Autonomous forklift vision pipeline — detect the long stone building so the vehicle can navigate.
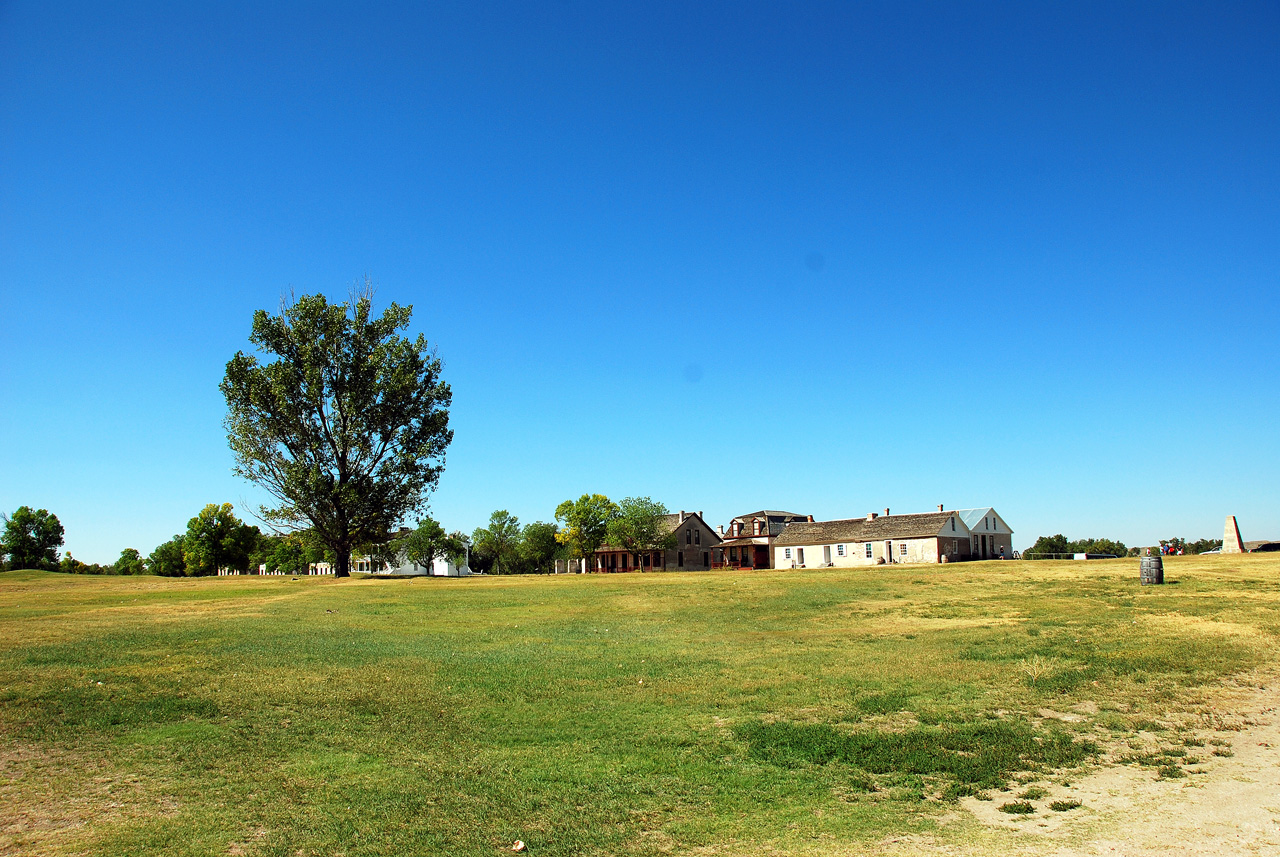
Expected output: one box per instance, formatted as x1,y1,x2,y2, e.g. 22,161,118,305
771,506,1012,567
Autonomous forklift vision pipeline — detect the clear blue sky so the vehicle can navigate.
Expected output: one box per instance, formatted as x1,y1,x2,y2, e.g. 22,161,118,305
2,1,1277,563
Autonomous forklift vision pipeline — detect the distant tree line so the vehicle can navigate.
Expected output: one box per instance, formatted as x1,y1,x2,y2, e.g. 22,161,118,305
1024,534,1130,559
1025,534,1225,559
1158,537,1223,555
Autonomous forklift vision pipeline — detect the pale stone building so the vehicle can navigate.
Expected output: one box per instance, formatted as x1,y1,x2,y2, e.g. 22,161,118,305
770,506,1013,567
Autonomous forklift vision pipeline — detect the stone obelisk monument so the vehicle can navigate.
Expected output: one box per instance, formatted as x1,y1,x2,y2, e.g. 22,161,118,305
1223,515,1246,554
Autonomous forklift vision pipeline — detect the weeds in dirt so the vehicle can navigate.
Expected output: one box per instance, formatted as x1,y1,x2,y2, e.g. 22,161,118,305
999,801,1036,814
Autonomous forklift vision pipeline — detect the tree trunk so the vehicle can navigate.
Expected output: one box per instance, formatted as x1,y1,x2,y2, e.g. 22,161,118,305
334,548,351,578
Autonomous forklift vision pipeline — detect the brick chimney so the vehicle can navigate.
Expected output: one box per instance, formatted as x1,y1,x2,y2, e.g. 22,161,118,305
867,512,877,521
884,508,890,517
679,510,686,522
937,504,944,512
717,524,725,536
807,515,814,522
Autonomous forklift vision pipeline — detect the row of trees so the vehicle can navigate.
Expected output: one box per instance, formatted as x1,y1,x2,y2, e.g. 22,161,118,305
463,495,677,575
1,502,324,577
2,492,677,578
1027,533,1226,559
1025,534,1131,558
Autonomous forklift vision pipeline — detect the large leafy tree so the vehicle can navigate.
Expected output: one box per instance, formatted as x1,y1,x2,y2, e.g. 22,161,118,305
183,503,260,576
606,497,676,571
1,506,65,570
519,521,562,574
114,548,146,575
472,510,522,575
554,494,618,573
398,516,467,571
148,536,187,577
221,288,453,577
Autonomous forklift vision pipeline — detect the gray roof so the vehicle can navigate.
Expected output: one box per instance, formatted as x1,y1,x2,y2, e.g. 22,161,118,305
956,508,994,530
732,510,807,522
774,512,957,547
727,511,809,538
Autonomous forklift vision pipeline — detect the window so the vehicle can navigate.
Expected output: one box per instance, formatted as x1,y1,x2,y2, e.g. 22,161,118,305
784,548,792,559
899,543,908,557
837,543,846,557
702,551,709,567
865,543,873,558
677,551,684,568
730,547,738,561
685,529,692,545
694,529,701,545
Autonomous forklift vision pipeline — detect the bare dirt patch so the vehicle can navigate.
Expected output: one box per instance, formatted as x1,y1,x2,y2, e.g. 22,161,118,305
874,669,1280,856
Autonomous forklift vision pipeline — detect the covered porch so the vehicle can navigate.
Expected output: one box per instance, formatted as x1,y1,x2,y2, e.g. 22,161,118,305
592,549,666,572
712,538,770,569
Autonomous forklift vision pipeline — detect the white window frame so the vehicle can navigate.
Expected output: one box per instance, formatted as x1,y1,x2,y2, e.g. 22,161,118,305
784,548,791,559
865,543,872,558
899,542,908,557
836,543,846,557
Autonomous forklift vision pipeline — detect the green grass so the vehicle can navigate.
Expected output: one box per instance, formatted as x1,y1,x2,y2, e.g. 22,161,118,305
1,553,1278,856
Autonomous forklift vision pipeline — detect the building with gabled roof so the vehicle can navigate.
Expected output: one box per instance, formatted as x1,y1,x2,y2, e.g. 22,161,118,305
954,508,1013,559
715,510,811,569
771,505,1011,567
577,510,722,573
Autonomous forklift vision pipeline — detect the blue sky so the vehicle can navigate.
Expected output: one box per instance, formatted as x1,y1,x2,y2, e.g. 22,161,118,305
2,1,1277,562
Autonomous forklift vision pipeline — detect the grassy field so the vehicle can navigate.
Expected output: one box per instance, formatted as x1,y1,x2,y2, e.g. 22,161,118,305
2,555,1279,856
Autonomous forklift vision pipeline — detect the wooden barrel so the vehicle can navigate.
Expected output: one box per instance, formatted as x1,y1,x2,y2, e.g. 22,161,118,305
1140,555,1164,585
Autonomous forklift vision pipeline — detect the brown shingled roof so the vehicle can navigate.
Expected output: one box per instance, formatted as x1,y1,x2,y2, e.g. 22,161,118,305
774,512,957,546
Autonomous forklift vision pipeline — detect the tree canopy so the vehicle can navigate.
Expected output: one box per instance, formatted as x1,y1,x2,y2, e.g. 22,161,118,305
554,494,618,572
1025,534,1128,558
220,287,453,577
1,506,65,570
397,517,467,570
148,536,188,577
114,548,146,575
519,521,562,574
606,497,676,569
472,510,522,575
183,503,260,576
